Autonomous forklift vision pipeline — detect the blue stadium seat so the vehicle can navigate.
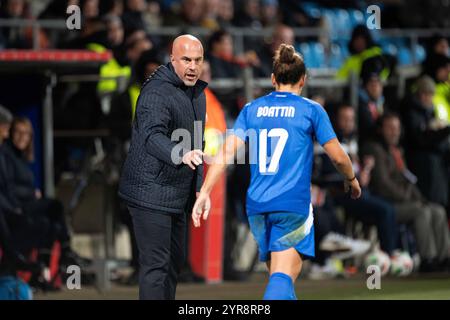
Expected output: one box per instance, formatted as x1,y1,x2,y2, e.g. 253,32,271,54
329,43,344,69
301,2,322,19
338,42,350,59
310,42,326,68
413,44,426,63
348,9,365,27
297,43,314,69
382,43,398,57
323,10,339,41
335,9,351,38
398,46,413,65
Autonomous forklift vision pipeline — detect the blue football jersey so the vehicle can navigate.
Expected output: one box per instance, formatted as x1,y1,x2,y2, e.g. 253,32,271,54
232,91,336,216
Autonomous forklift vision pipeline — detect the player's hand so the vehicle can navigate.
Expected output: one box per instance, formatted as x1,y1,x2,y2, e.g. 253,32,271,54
344,177,362,199
192,191,211,228
182,149,203,170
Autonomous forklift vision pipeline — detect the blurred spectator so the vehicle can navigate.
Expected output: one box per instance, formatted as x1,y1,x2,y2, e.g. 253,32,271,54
402,76,450,209
0,106,44,280
122,0,148,34
422,54,450,124
0,0,30,48
321,104,399,257
261,0,279,27
85,16,131,95
125,28,153,66
39,0,80,19
164,0,205,27
142,0,162,28
99,0,124,17
254,24,294,77
337,25,389,81
424,34,450,58
278,0,316,28
217,0,234,29
233,0,262,28
4,117,90,270
363,113,450,272
357,72,386,147
206,29,242,78
201,0,220,30
80,0,100,19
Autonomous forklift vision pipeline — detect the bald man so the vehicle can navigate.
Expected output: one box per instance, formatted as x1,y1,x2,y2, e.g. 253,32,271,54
119,35,207,300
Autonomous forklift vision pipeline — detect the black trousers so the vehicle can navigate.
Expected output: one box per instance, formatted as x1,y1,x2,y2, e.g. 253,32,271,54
128,205,186,300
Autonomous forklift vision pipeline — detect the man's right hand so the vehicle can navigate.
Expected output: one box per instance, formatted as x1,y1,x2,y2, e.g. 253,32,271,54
182,149,203,170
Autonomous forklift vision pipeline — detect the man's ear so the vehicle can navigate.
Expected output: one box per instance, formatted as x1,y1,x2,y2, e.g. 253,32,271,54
271,73,276,87
170,54,174,63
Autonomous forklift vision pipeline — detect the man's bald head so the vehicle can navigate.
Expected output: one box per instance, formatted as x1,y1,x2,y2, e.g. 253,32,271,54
171,34,204,86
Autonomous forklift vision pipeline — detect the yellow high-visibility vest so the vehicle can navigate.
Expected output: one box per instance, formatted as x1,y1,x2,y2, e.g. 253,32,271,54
433,82,450,124
337,46,389,81
129,83,140,121
86,43,131,94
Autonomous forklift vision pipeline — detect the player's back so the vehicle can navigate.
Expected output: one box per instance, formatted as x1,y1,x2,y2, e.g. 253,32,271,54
232,91,336,217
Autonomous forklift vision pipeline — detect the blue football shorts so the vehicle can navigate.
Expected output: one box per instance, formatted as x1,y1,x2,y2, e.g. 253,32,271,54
248,204,315,262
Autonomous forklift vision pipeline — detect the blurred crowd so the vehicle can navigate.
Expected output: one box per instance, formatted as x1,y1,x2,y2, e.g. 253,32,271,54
0,0,449,292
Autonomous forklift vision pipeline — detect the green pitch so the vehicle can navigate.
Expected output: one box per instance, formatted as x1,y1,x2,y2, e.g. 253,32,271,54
34,273,450,300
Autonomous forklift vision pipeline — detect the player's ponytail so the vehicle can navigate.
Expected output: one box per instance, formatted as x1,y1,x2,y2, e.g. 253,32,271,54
273,44,306,85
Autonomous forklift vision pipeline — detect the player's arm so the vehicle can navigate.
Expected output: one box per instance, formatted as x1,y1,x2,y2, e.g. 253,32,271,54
322,138,361,199
192,134,245,227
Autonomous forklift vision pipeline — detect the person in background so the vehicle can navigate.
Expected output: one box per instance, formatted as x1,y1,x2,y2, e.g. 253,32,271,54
364,113,450,272
261,0,280,27
216,0,234,29
358,72,386,147
121,0,148,34
4,117,90,271
164,0,205,28
422,54,450,124
0,0,32,48
337,25,389,81
324,104,400,258
255,24,295,78
0,106,44,276
402,76,450,212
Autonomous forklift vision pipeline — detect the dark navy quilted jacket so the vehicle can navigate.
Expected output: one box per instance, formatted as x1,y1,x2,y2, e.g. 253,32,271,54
118,62,207,214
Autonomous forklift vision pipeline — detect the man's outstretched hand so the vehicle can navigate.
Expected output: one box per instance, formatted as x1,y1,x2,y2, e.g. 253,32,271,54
182,149,203,170
192,191,211,227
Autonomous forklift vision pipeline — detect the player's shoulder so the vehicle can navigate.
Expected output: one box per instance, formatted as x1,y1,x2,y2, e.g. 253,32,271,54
298,96,329,117
299,96,324,109
244,93,270,110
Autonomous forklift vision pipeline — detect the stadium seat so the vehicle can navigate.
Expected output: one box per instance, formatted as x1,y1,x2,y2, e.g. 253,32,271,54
323,10,339,41
329,43,344,69
348,9,365,27
335,9,352,39
310,42,326,68
413,44,426,63
297,43,314,68
398,46,413,65
382,43,398,57
301,2,322,19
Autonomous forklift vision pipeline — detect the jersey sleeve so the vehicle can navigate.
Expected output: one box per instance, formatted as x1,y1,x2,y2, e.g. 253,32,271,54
311,103,337,145
232,104,249,142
